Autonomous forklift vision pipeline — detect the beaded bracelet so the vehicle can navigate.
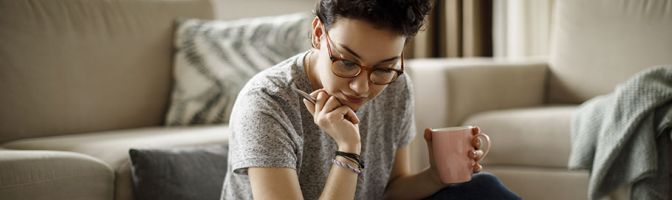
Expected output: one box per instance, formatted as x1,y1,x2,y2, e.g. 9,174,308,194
332,159,362,175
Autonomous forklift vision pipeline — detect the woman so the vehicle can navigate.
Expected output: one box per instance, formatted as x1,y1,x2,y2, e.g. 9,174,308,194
221,0,521,199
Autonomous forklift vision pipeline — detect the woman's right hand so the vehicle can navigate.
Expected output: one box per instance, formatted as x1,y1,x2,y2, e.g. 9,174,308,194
302,89,362,153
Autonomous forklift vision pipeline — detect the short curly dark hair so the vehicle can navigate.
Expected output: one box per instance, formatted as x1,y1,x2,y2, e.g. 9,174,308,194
315,0,433,38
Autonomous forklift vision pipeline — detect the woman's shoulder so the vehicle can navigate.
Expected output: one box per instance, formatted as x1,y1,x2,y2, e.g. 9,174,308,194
234,53,307,113
241,53,304,95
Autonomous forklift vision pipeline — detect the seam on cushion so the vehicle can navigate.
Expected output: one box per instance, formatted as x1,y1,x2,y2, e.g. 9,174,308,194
0,173,111,190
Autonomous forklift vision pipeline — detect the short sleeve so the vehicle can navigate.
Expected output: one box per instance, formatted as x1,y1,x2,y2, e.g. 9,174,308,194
228,88,300,175
397,74,417,147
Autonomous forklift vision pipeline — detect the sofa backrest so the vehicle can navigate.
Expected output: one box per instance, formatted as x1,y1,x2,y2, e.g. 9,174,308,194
0,0,213,143
547,0,672,104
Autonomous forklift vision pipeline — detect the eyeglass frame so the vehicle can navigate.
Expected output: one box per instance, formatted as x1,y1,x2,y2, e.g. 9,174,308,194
322,26,405,85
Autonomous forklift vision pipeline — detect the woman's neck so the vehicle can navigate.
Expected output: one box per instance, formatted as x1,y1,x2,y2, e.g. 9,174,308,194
304,49,322,91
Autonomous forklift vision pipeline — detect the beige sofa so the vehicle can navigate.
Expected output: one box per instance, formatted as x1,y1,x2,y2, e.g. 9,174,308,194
0,0,228,199
2,0,670,200
0,0,311,199
406,0,672,199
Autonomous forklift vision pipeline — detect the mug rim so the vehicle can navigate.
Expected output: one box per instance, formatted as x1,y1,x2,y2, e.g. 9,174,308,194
431,126,474,133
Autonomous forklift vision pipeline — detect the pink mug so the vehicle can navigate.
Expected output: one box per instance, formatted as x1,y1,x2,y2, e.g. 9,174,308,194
427,126,491,184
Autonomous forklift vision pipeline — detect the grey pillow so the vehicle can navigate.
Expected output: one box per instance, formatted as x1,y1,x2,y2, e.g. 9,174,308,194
165,13,312,126
129,145,228,200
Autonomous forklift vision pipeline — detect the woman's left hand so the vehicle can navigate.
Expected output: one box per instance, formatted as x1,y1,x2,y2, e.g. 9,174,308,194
423,126,485,185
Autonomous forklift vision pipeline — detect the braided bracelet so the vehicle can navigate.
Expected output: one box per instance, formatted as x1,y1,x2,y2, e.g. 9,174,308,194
336,151,365,169
338,156,362,169
332,159,362,175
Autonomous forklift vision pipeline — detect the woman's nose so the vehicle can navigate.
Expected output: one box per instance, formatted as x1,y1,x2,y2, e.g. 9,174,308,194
349,71,369,94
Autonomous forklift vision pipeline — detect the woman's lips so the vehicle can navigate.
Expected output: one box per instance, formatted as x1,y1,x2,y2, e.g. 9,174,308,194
344,95,366,105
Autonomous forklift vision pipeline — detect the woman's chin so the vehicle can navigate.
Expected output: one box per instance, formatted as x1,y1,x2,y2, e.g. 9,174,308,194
345,101,366,112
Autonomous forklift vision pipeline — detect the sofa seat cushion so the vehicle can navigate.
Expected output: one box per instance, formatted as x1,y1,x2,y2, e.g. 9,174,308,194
463,106,577,168
0,150,114,200
1,125,230,200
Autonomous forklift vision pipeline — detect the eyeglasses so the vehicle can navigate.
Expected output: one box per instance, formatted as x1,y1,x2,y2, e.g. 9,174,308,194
323,28,404,85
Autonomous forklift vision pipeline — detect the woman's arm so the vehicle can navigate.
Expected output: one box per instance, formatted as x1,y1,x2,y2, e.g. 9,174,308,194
384,127,485,199
249,168,303,200
383,146,444,200
249,146,360,200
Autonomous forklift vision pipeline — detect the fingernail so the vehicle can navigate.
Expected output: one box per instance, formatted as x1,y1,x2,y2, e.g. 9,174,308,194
473,163,482,172
472,127,480,135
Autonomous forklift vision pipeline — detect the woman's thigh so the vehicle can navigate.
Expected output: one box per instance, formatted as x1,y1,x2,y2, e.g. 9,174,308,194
424,172,522,200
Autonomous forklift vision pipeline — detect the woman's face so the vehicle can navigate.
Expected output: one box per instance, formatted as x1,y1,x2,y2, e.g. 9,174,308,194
309,17,406,111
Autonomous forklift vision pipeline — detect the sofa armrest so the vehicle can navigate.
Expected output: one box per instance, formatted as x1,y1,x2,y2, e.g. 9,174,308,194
407,57,548,129
0,150,114,200
405,58,548,172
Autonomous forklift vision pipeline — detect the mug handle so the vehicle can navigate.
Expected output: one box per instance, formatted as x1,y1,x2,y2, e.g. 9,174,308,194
473,133,491,162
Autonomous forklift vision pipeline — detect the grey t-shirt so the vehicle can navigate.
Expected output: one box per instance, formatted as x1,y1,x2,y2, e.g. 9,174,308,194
221,51,416,200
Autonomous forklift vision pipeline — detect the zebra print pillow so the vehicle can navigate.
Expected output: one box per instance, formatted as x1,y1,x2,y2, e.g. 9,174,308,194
165,13,312,126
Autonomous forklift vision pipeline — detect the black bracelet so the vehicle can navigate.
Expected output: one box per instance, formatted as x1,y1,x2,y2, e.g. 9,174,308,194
336,151,365,169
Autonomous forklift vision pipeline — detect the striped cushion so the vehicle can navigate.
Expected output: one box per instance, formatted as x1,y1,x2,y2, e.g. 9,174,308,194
166,13,311,126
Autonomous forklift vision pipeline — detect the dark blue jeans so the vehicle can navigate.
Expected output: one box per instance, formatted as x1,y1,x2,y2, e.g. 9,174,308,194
425,172,522,200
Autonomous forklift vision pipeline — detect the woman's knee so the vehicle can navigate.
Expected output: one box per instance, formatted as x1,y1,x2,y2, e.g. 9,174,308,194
470,172,502,186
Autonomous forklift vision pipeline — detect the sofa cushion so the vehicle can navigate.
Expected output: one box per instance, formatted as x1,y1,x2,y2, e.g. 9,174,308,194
463,106,577,168
129,145,228,200
486,166,588,200
1,125,230,200
0,0,213,143
548,0,672,103
165,13,311,126
0,150,114,200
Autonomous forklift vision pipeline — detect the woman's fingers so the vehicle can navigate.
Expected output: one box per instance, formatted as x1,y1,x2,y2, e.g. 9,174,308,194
314,91,327,115
343,106,360,124
423,129,437,167
306,89,358,125
469,149,484,160
302,99,315,114
471,126,480,135
424,128,433,142
472,163,483,173
322,96,341,113
309,89,322,97
470,149,484,173
331,106,358,123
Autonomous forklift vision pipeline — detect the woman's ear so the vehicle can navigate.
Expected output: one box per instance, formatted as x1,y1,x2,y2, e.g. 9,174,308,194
311,17,323,49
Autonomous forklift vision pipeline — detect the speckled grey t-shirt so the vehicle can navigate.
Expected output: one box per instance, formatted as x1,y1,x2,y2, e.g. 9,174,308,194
220,51,416,200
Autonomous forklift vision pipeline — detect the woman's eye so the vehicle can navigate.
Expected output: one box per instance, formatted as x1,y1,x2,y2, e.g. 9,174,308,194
376,68,393,73
341,60,359,68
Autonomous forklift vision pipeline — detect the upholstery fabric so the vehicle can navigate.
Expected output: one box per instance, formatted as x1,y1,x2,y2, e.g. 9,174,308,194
129,145,228,200
165,13,311,125
2,125,230,200
548,0,672,103
0,150,114,200
0,0,214,143
464,106,577,168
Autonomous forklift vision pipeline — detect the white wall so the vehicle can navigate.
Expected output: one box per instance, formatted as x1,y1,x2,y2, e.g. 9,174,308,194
493,0,555,58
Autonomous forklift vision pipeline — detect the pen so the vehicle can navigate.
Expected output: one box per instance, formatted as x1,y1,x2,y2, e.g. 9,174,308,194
291,84,316,104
